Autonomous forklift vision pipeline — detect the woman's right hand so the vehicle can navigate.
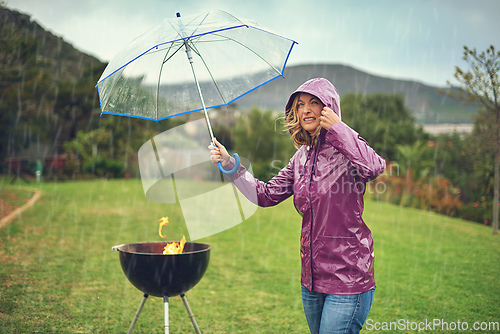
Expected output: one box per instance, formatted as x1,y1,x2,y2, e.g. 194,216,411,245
208,138,230,167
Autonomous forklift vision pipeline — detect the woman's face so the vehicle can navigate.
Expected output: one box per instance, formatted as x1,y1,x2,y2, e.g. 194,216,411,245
297,93,324,133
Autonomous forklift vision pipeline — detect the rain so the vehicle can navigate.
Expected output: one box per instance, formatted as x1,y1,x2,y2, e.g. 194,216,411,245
1,0,500,333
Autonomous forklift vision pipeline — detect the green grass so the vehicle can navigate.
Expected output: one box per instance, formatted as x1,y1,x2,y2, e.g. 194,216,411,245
0,178,498,333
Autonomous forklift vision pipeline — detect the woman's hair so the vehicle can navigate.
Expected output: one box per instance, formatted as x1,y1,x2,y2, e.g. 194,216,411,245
285,93,322,149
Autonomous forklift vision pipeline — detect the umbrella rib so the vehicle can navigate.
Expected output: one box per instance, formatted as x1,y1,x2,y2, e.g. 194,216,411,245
185,11,211,40
190,31,283,76
167,12,210,44
156,43,185,120
212,31,283,75
187,41,228,107
162,43,185,64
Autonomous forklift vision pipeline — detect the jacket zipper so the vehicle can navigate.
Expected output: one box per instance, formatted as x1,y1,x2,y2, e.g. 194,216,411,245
308,135,321,290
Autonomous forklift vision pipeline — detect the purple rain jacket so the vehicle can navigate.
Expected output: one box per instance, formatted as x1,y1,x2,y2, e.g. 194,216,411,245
225,78,386,295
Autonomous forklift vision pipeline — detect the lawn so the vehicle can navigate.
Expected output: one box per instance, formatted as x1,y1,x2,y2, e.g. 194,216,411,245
0,177,499,333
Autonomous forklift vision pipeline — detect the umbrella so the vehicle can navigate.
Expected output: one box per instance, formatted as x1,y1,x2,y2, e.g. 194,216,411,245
95,10,297,174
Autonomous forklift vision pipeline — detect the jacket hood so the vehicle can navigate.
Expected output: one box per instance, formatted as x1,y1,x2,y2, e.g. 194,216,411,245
285,78,341,120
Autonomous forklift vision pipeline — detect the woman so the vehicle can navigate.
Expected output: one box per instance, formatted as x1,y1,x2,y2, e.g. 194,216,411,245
209,78,386,333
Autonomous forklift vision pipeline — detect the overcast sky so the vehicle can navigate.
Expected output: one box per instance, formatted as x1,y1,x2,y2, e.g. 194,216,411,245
5,0,500,87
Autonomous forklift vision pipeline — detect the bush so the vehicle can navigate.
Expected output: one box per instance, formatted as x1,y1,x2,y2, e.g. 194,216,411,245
459,201,492,225
82,157,124,178
373,169,463,218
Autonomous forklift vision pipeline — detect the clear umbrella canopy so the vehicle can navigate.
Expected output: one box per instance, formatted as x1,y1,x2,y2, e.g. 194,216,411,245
96,10,297,122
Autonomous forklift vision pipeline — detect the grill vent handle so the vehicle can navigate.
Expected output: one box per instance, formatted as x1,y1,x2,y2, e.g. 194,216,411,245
112,244,125,251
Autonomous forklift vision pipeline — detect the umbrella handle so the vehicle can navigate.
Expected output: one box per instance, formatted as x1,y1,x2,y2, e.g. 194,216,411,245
218,153,240,175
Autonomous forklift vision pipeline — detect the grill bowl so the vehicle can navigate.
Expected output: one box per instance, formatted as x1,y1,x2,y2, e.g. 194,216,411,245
114,241,210,297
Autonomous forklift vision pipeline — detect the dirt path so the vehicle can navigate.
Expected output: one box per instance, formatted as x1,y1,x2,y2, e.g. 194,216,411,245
0,189,42,229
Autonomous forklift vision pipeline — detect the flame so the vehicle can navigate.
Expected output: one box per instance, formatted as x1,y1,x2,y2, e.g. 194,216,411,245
163,235,186,254
158,216,186,254
159,216,169,238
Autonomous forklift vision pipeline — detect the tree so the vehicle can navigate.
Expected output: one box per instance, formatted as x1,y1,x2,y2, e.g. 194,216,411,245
396,140,434,182
341,93,427,161
450,45,500,234
232,107,293,181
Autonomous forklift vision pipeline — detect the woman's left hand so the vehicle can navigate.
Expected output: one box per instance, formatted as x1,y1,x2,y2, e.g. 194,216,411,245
320,107,341,130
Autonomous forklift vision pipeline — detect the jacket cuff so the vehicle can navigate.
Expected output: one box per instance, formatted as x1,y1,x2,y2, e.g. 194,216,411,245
221,155,240,175
224,156,236,170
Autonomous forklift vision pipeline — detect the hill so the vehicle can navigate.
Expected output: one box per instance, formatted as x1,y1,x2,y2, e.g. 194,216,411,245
0,6,102,87
0,6,106,161
235,63,478,124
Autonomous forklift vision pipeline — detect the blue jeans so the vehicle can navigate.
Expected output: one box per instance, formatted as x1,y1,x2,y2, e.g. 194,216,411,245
301,285,375,334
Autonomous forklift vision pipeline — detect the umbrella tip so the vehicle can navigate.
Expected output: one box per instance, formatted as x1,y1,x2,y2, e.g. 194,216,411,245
176,12,181,17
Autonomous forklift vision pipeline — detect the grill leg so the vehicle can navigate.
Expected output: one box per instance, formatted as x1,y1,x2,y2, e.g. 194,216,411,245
164,296,169,334
180,293,201,334
127,294,148,334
